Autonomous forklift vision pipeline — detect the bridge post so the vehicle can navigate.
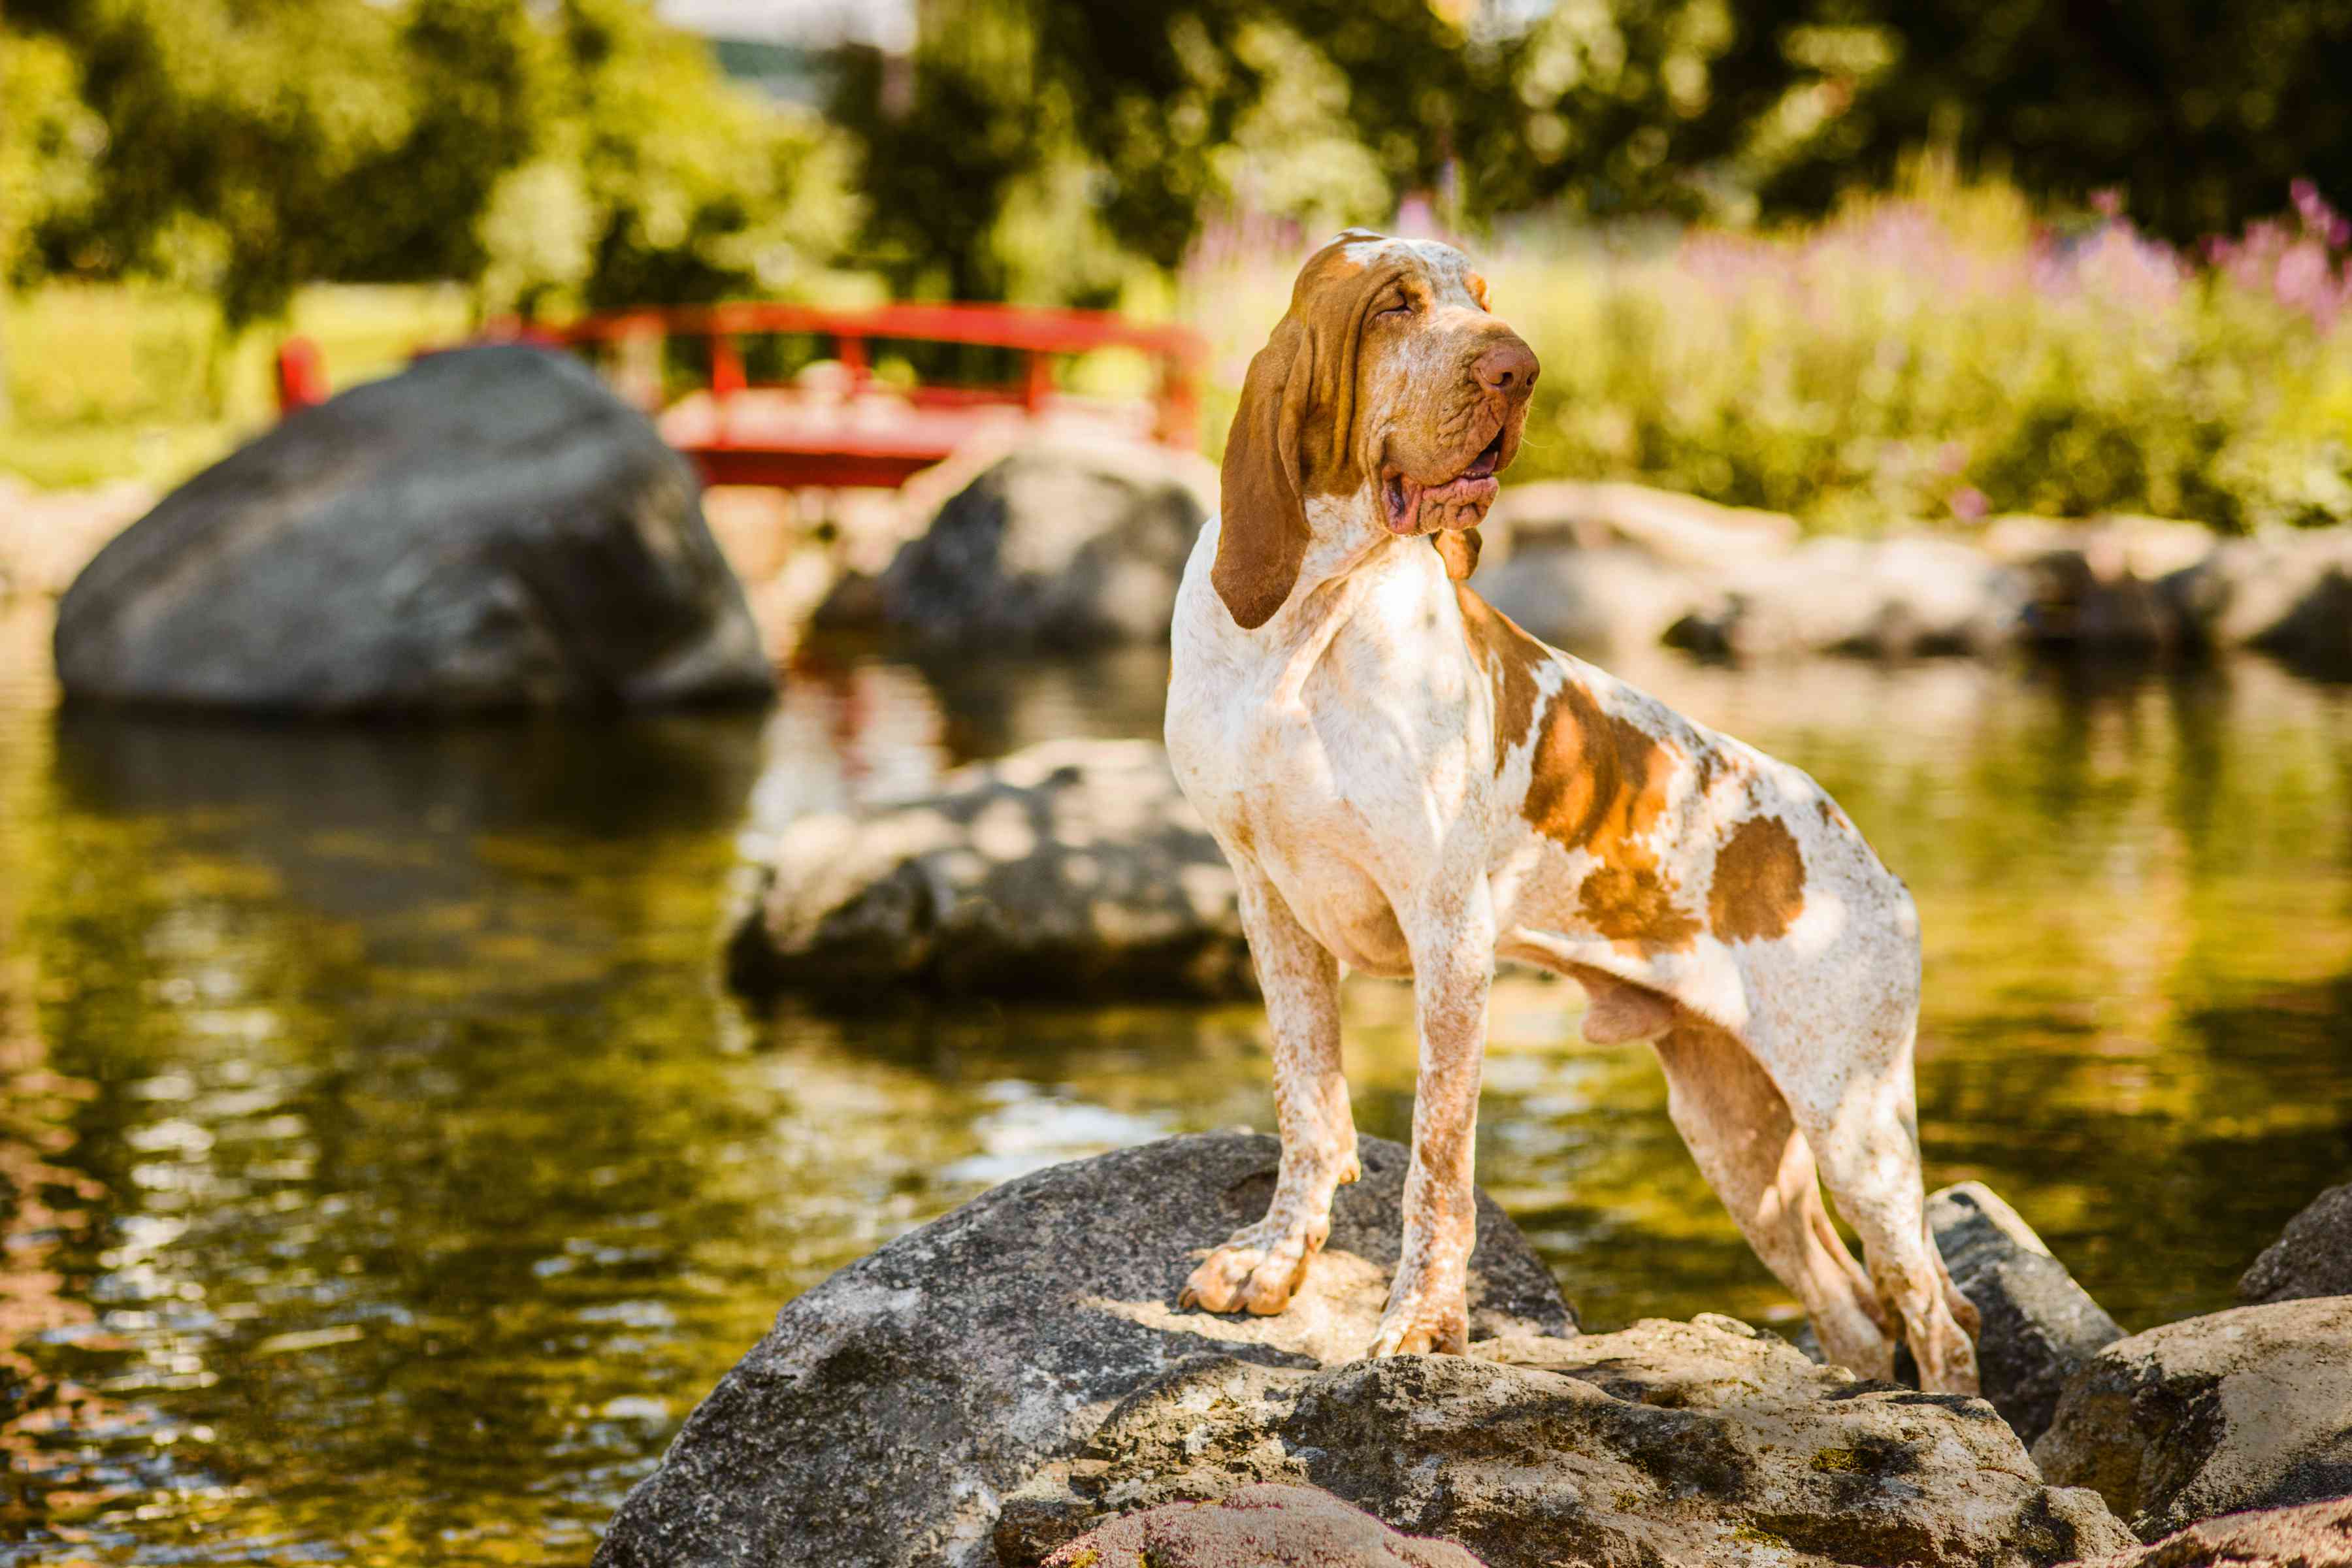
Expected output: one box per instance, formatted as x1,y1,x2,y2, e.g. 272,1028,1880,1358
710,334,746,400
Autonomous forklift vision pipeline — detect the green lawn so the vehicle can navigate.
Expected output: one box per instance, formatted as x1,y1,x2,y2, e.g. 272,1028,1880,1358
1,282,473,489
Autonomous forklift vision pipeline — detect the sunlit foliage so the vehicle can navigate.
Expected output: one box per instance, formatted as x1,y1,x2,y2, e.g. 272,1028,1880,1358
7,0,858,326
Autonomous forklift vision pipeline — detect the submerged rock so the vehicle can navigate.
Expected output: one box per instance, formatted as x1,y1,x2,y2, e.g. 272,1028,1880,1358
1929,1181,2126,1445
2070,1497,2352,1567
826,434,1215,647
1037,1484,1486,1568
1001,1315,2131,1568
725,739,1254,1004
591,1132,1575,1568
2034,1297,2352,1539
2240,1184,2352,1307
54,346,772,713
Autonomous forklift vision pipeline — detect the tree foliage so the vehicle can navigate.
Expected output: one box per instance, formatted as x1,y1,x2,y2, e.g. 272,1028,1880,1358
7,0,857,325
6,0,2351,317
835,0,2352,296
1737,0,2352,243
0,28,101,284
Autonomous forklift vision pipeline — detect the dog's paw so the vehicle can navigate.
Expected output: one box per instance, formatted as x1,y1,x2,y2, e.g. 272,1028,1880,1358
1366,1294,1468,1358
1179,1222,1320,1317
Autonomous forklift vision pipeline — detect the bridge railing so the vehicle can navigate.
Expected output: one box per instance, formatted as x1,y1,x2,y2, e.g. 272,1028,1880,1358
276,300,1208,490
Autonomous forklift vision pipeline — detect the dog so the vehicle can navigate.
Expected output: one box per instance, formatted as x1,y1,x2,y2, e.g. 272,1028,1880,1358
1162,229,1981,1392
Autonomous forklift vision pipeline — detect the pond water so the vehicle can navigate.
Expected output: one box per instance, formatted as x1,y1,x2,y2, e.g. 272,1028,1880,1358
1,599,2348,1563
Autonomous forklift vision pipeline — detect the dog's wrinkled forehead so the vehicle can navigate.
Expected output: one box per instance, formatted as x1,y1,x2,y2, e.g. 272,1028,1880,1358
1293,231,1486,311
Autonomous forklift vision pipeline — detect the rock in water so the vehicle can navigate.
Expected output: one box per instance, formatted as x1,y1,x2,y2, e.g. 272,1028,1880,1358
849,435,1214,647
1475,542,1708,655
999,1316,2131,1568
2070,1497,2352,1567
2240,1184,2352,1307
2034,1297,2352,1539
1928,1181,2125,1445
1038,1484,1487,1568
1666,535,2026,658
591,1132,1575,1568
2162,527,2352,671
54,346,772,713
727,739,1254,1004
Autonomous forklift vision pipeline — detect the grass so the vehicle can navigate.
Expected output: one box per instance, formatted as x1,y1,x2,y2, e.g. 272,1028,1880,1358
1,283,473,489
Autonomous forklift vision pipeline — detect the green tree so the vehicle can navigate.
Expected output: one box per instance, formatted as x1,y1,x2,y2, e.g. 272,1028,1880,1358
0,25,103,425
18,0,418,324
1740,0,2352,240
10,0,856,325
0,27,98,284
827,0,1763,302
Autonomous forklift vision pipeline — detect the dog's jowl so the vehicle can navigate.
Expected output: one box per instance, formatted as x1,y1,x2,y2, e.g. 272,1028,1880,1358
1163,229,1981,1392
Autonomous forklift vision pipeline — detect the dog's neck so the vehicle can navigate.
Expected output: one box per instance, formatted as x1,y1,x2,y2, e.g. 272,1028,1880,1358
1212,487,1460,701
1293,487,1405,598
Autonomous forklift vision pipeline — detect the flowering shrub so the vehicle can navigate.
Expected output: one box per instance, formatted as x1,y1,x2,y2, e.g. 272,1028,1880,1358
1183,180,2352,533
2206,181,2352,333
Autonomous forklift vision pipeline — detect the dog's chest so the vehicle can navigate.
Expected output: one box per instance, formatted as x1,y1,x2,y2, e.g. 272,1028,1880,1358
1168,577,1480,975
1189,704,1418,973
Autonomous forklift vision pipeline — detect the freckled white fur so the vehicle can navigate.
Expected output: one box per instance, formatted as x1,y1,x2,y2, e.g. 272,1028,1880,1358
1166,237,1980,1387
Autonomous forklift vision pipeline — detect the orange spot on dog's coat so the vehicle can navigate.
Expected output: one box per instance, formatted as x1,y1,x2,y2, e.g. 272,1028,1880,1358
1710,815,1808,942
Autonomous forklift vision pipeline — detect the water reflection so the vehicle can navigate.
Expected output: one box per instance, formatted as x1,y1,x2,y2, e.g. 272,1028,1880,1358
0,634,2345,1562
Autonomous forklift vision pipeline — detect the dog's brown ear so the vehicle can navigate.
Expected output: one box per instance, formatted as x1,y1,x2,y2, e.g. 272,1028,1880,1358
1433,527,1482,581
1214,317,1313,629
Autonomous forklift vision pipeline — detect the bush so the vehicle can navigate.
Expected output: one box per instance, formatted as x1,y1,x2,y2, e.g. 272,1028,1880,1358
1182,178,2352,533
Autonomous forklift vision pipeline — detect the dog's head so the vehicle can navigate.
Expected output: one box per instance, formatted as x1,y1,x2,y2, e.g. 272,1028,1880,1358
1213,229,1539,628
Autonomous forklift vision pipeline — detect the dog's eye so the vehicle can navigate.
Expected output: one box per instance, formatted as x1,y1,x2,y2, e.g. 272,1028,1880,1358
1377,291,1414,318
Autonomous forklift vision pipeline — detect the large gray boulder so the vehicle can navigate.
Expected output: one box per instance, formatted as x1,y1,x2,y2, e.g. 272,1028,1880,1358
725,739,1254,1004
2034,1298,2352,1539
2242,1185,2352,1307
592,1132,1576,1568
1930,1181,2127,1445
53,346,772,713
999,1315,2131,1568
836,434,1214,647
2069,1497,2352,1567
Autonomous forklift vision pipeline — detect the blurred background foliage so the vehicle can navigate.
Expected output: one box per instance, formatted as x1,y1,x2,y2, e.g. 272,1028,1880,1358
3,0,2350,524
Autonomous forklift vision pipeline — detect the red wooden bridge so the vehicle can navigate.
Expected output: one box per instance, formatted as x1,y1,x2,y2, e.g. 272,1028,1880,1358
277,301,1207,490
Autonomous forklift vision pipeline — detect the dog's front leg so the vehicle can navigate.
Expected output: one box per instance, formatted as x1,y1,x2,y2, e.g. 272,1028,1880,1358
1369,887,1495,1357
1182,865,1357,1317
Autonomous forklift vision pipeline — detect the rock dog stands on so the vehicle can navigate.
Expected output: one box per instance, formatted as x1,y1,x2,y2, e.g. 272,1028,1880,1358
591,1134,2131,1568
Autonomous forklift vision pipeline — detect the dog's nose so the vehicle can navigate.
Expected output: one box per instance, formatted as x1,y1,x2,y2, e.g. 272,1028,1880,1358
1475,339,1538,397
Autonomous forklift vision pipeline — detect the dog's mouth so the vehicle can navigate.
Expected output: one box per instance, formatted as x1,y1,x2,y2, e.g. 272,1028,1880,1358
1382,425,1509,536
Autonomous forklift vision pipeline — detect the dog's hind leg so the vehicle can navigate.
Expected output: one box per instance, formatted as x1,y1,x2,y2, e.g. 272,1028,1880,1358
1767,1018,1982,1396
1182,866,1357,1318
1652,1016,1896,1379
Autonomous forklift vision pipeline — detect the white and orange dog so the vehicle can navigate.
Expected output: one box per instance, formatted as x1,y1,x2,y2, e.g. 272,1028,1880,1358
1164,230,1981,1392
